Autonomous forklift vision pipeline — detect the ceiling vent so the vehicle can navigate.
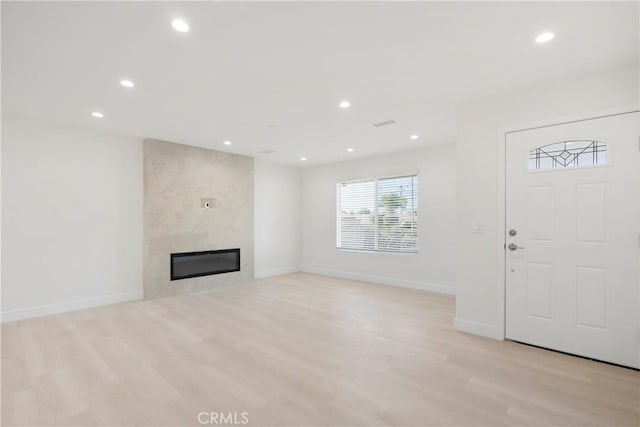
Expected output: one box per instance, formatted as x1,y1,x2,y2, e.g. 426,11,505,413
372,120,397,128
259,149,276,154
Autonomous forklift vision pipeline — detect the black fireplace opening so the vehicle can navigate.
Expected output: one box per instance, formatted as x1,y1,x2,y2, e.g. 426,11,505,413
170,248,240,281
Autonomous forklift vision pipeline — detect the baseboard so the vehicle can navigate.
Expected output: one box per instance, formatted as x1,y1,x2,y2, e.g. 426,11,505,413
301,266,455,296
454,318,504,340
255,266,301,279
1,290,143,323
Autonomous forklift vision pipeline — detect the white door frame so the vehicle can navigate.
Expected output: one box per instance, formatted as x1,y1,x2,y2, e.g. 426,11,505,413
496,104,640,341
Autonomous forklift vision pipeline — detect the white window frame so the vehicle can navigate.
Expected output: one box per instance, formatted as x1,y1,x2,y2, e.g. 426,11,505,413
336,174,418,254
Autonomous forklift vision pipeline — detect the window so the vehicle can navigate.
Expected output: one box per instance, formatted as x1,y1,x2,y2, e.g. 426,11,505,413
337,175,418,253
529,140,607,170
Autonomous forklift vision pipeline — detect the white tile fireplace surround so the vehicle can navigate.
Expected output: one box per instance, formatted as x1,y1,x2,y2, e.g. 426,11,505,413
143,139,254,299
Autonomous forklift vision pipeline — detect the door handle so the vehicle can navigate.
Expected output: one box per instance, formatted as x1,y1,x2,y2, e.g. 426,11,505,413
508,243,525,251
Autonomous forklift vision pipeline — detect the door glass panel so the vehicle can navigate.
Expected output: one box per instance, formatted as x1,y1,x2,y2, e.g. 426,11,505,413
528,140,607,170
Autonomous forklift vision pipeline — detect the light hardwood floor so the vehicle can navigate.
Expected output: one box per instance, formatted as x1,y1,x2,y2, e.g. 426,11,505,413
2,273,639,426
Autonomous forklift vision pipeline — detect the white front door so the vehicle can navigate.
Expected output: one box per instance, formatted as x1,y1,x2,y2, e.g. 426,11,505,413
505,111,640,368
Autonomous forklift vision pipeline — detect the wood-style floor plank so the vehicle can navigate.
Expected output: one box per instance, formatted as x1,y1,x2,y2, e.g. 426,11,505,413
2,273,638,426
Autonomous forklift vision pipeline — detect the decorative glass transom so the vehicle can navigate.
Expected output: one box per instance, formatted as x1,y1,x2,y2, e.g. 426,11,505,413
529,140,607,170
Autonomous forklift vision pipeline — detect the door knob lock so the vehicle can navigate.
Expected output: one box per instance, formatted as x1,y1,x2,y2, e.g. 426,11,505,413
508,243,525,251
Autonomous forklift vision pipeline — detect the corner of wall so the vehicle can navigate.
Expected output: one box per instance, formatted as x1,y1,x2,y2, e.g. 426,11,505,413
254,266,301,279
453,318,504,340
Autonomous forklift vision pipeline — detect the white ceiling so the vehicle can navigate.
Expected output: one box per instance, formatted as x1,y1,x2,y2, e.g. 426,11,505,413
2,1,638,166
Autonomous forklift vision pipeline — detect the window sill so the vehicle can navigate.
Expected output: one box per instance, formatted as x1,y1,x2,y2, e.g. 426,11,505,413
336,247,418,255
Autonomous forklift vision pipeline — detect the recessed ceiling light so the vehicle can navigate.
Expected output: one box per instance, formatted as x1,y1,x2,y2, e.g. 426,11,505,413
91,111,104,118
339,100,351,109
300,157,307,161
223,140,232,145
346,148,354,152
535,32,554,43
120,79,135,88
410,134,419,140
171,19,190,33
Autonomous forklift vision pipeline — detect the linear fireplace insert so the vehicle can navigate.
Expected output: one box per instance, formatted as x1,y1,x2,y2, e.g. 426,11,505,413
170,248,240,281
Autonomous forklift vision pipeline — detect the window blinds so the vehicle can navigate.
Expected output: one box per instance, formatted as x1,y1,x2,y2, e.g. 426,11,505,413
337,175,418,252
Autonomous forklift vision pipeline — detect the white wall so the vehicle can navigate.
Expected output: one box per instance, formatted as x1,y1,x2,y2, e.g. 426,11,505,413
455,64,640,338
300,144,457,294
1,116,143,321
254,160,302,278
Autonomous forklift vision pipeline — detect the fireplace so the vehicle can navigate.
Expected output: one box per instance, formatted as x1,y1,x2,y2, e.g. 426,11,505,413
170,249,240,281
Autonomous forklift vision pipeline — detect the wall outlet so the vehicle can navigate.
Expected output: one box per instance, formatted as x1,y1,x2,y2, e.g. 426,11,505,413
471,223,485,233
201,198,216,209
